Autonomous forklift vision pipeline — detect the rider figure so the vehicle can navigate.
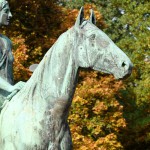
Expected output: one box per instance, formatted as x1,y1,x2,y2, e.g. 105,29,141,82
0,0,24,107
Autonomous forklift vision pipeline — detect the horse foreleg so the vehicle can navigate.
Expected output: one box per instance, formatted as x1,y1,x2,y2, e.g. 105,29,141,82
47,122,72,150
59,122,72,150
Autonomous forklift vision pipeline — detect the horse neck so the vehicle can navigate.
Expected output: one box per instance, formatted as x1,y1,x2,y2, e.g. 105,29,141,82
30,28,79,100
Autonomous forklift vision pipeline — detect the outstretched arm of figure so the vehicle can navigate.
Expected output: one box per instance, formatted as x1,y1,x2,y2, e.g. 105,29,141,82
0,77,25,92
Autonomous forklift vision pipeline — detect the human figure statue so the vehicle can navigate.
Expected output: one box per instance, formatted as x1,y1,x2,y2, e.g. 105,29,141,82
0,0,24,108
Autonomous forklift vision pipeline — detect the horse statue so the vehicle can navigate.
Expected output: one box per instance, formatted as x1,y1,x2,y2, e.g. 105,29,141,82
0,7,133,150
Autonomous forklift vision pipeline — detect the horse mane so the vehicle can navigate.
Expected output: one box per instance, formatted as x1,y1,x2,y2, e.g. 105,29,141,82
13,28,74,103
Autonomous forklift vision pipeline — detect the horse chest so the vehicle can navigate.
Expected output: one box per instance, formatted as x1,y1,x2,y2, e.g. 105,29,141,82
0,99,70,149
41,99,70,135
22,99,70,148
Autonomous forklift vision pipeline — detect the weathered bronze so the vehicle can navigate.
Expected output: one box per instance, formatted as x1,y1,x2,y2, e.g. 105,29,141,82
0,0,24,108
0,7,133,150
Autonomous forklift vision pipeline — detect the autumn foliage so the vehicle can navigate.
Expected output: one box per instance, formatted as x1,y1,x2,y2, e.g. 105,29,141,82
12,37,30,81
2,0,150,149
69,71,126,150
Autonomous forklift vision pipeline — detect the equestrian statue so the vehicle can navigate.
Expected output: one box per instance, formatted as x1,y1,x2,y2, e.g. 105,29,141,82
0,5,133,150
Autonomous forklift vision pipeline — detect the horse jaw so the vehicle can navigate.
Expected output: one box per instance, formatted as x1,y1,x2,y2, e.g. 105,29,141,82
92,53,133,80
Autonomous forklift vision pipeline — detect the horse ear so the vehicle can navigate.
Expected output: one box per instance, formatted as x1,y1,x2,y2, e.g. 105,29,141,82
89,9,96,25
75,7,84,27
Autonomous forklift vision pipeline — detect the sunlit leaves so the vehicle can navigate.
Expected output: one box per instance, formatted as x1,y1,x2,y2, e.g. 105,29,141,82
12,37,30,81
2,0,150,149
69,71,126,149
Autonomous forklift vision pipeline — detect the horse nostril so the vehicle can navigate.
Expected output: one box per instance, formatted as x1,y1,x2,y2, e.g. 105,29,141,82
122,62,126,67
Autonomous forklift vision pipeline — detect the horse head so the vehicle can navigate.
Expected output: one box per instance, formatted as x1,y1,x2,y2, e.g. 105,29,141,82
74,7,133,79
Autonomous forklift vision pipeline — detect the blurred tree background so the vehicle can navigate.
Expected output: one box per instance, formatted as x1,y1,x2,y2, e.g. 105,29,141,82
2,0,150,149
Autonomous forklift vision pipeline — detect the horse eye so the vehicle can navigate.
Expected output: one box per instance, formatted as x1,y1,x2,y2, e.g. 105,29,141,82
90,34,96,40
4,9,8,13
